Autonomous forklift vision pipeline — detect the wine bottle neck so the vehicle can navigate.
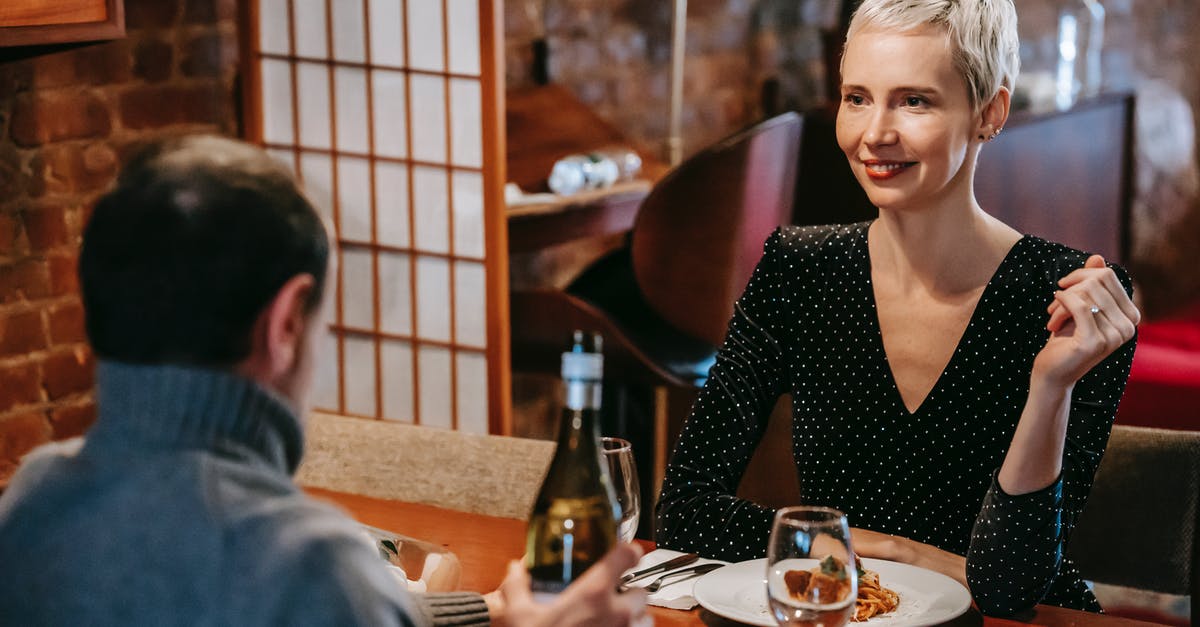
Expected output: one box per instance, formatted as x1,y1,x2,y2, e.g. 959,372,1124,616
563,378,602,412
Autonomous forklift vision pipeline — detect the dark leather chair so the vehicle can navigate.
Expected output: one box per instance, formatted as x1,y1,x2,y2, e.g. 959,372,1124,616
1067,425,1200,626
510,112,804,536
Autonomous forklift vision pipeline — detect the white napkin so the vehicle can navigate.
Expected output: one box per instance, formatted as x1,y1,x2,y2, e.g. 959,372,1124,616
622,549,728,610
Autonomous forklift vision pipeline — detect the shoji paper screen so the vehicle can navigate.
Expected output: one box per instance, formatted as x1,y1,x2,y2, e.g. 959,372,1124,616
242,0,510,434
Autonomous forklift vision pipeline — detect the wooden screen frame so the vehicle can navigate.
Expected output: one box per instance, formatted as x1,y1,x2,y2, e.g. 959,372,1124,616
238,0,511,434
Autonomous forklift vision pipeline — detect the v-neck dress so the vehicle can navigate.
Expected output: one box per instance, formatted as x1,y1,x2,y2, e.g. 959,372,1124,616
655,222,1136,616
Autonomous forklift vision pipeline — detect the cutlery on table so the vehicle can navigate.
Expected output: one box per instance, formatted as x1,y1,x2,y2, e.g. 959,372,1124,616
619,553,699,586
641,563,725,593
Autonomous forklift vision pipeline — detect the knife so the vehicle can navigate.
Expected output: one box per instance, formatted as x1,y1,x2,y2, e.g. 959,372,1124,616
619,553,699,586
642,562,725,593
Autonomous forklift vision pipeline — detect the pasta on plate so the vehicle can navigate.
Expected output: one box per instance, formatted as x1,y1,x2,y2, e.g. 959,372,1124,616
785,556,901,622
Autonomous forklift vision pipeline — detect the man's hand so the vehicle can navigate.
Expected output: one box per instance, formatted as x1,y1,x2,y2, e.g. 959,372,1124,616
484,544,651,627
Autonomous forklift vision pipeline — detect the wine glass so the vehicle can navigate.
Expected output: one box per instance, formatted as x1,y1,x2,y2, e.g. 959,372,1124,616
601,437,640,542
766,506,857,627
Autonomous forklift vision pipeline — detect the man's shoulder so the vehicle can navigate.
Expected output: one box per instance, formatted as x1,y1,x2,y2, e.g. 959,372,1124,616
0,438,86,526
221,491,426,626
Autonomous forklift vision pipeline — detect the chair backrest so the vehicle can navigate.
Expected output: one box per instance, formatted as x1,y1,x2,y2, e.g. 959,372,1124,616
297,412,554,519
630,112,803,346
1067,425,1200,624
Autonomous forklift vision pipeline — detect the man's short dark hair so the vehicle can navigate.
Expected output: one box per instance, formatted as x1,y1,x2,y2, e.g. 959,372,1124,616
80,135,330,366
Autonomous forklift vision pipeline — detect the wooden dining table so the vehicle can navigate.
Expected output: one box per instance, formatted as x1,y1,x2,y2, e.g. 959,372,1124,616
309,488,1167,627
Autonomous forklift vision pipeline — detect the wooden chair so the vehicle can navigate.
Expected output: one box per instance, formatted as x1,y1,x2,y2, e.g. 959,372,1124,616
1067,425,1200,625
510,112,804,535
297,412,554,520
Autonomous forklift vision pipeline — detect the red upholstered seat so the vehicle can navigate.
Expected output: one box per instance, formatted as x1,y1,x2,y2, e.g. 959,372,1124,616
1116,301,1200,431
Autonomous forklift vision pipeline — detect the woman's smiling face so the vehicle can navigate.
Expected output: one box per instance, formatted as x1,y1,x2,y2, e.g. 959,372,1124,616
836,25,981,213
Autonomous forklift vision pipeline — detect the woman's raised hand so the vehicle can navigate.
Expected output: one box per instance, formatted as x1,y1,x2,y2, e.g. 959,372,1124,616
1037,255,1140,387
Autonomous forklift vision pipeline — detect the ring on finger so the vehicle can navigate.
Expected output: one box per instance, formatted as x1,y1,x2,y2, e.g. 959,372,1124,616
1089,305,1102,315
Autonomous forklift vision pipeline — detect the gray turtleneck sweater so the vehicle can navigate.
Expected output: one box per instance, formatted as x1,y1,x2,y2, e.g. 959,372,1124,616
0,362,490,626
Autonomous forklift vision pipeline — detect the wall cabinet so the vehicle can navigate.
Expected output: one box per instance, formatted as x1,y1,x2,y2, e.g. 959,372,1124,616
0,0,124,48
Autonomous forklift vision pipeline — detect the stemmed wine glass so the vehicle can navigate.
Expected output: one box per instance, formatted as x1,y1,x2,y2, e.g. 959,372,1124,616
601,437,640,542
766,506,857,627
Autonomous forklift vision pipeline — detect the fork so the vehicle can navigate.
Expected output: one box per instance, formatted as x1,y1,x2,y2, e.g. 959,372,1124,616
641,563,724,593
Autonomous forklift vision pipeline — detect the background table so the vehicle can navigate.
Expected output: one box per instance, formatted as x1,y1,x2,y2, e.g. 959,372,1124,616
309,488,1166,627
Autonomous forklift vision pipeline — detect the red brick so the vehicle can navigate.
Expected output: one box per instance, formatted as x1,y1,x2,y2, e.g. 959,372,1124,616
30,144,118,197
49,400,96,439
133,38,175,83
10,91,113,148
0,410,53,462
125,0,182,29
48,300,86,344
181,32,236,78
0,212,20,257
42,347,95,400
0,138,22,200
21,206,69,251
0,63,32,99
118,82,230,130
48,253,80,296
182,0,219,24
74,40,134,86
215,0,238,21
0,309,47,357
0,259,51,303
28,49,79,89
0,361,43,413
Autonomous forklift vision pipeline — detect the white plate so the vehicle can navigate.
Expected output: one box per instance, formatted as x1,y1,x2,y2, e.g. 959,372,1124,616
693,558,972,626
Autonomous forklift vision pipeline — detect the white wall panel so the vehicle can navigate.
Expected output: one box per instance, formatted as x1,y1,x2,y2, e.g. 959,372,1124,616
375,161,410,248
337,156,372,241
456,351,488,433
446,0,481,76
341,248,375,330
260,59,294,145
258,0,292,55
334,67,370,154
418,346,453,428
332,0,367,62
368,0,405,66
371,70,408,159
344,335,378,416
292,0,328,58
412,166,449,253
449,78,482,167
377,251,412,336
381,339,415,423
409,74,447,163
453,261,487,348
299,152,334,222
296,62,332,149
415,256,451,342
406,0,444,72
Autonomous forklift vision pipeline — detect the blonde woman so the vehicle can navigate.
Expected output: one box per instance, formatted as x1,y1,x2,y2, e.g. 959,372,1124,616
656,0,1139,616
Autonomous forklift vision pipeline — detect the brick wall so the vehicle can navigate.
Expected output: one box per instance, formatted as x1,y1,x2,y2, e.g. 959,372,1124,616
0,0,240,487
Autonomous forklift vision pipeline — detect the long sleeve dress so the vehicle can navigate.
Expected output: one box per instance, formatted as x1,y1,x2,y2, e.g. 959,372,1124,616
655,223,1136,616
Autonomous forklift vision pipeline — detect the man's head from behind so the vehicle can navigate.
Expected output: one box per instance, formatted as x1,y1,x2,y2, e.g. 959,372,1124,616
81,136,330,407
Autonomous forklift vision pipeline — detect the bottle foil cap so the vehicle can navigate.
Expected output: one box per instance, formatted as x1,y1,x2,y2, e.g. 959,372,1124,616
561,351,603,381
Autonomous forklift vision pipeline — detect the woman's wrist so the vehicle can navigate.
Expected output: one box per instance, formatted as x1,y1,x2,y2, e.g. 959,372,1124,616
1029,361,1078,395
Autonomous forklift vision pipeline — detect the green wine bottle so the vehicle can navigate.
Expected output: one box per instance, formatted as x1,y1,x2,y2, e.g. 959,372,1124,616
525,330,620,600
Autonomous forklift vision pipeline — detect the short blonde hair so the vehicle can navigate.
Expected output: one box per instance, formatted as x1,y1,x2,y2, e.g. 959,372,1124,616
844,0,1020,112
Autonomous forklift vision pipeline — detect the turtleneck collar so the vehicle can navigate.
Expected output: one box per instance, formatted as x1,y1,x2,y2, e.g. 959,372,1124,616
87,361,305,475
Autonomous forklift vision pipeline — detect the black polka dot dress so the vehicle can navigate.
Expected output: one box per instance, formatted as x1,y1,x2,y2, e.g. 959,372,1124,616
655,223,1136,616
